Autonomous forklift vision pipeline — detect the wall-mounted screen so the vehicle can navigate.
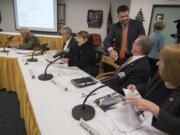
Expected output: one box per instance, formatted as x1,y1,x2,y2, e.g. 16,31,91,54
14,0,57,32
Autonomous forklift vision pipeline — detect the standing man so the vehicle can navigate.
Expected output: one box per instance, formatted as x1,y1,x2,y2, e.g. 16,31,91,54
104,5,145,65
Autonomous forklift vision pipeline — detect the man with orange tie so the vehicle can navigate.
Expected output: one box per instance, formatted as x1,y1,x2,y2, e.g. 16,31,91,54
104,5,145,65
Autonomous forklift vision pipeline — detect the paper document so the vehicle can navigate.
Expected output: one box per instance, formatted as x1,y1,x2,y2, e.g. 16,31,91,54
15,50,34,55
94,91,151,133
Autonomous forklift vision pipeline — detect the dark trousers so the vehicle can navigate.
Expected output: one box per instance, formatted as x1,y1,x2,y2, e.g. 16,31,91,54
149,58,158,78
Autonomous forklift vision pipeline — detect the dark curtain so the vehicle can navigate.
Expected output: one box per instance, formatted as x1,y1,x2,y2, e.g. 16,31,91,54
107,1,113,35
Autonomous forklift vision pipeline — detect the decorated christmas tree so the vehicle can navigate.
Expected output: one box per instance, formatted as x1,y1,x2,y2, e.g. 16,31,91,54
135,8,145,22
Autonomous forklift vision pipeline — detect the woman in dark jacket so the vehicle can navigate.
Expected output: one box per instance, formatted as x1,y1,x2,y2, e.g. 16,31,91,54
68,31,96,76
126,45,180,135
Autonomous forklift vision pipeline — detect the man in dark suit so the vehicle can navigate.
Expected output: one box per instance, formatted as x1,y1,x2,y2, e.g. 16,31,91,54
58,26,77,58
104,5,145,65
102,35,153,93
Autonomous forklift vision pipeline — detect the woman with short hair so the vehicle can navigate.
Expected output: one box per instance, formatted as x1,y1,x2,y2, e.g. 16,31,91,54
67,31,97,76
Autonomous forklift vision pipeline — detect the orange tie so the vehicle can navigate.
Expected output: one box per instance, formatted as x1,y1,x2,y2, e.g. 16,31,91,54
119,27,128,59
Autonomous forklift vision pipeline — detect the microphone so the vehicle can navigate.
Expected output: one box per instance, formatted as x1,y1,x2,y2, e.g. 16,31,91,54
101,66,134,85
100,73,120,84
53,48,70,58
27,43,49,62
0,35,15,53
40,43,50,52
38,56,62,81
72,84,107,121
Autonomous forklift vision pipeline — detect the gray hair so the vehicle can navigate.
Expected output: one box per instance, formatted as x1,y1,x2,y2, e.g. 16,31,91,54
136,35,153,55
20,27,30,33
59,26,72,34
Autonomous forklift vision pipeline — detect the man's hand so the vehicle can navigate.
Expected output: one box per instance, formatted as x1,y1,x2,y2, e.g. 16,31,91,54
60,58,69,64
109,49,118,60
8,41,19,48
127,84,137,92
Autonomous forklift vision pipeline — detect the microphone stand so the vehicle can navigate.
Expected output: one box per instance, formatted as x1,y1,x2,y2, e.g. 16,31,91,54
27,43,49,62
27,49,38,62
0,37,12,53
38,56,61,81
72,84,106,121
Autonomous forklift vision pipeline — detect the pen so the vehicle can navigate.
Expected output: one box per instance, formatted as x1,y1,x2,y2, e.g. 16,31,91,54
81,92,97,98
137,110,145,117
51,79,68,91
29,69,36,79
119,93,126,102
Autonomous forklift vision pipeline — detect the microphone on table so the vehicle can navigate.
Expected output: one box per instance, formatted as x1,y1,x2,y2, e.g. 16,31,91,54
38,48,70,81
72,84,107,121
101,64,136,85
53,48,70,58
27,43,49,62
0,35,15,53
100,72,126,85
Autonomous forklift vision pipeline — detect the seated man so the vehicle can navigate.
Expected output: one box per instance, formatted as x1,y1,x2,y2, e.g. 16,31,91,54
52,26,76,58
61,31,97,76
57,26,77,58
8,28,40,50
102,35,153,93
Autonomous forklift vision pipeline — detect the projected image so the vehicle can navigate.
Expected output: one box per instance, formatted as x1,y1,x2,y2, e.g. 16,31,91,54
14,0,57,32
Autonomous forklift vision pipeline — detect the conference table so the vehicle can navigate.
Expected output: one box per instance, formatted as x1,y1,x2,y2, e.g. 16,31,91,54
0,32,64,50
0,49,167,135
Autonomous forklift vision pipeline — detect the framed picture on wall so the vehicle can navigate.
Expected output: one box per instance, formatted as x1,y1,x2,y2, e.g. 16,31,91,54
0,11,1,23
57,3,66,29
87,10,103,28
156,14,164,21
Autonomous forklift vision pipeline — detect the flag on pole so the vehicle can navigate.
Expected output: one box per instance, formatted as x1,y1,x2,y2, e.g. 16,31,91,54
107,0,113,35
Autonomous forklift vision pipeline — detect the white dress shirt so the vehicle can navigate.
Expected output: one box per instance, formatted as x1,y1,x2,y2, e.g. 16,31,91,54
63,36,72,51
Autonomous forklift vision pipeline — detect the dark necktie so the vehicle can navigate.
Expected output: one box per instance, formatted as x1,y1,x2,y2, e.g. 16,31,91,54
116,56,133,73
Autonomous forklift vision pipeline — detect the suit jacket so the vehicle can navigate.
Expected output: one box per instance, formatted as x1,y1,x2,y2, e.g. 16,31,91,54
104,19,145,54
19,35,40,50
138,73,180,135
104,56,151,92
68,40,96,76
64,37,78,58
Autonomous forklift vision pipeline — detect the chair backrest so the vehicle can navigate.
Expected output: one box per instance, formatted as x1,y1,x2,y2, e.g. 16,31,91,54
90,33,101,46
96,55,120,80
98,55,120,74
101,55,119,69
